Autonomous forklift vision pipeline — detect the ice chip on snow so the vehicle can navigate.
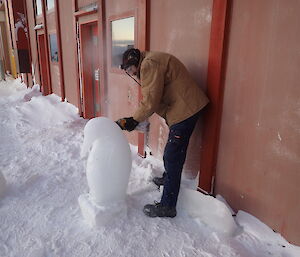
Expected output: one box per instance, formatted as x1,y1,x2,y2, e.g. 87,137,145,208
177,188,238,236
0,171,6,198
79,117,132,227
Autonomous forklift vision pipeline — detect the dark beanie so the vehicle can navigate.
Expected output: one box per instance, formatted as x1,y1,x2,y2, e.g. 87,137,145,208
121,48,141,70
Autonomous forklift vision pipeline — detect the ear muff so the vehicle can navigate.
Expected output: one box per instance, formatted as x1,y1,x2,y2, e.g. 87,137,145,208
121,48,141,70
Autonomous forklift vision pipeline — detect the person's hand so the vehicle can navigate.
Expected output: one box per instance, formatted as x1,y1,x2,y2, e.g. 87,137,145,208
115,117,139,131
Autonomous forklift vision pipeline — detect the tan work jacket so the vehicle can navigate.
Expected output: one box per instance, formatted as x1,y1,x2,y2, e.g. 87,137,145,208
133,51,209,126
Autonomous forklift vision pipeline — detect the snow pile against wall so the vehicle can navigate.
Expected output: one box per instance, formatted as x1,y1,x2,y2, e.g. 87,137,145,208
15,92,79,129
79,117,132,227
237,211,292,245
0,78,79,130
0,78,28,99
177,188,238,236
236,211,299,256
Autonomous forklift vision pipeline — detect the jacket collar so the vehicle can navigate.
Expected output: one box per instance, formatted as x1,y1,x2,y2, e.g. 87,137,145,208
137,51,146,79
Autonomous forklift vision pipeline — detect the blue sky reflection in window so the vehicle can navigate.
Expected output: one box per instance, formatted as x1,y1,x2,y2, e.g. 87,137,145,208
111,17,135,67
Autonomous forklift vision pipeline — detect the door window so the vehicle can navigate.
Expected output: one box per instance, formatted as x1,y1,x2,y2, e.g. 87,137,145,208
46,0,55,11
111,16,135,68
36,0,42,16
49,34,58,62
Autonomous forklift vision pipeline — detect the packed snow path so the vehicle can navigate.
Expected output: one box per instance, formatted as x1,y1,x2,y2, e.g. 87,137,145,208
0,79,299,257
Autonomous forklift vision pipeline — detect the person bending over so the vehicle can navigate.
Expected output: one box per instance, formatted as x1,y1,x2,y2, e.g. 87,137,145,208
116,48,209,218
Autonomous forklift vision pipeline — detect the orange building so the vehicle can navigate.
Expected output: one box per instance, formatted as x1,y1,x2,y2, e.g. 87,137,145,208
1,0,299,245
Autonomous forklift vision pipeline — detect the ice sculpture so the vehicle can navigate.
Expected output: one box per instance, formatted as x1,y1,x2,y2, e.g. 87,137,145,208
177,188,238,236
78,117,132,227
0,171,6,198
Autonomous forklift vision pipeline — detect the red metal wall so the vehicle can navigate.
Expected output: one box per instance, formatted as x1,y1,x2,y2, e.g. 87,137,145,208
3,1,14,75
59,0,78,107
148,0,213,177
10,0,31,74
25,0,39,85
78,0,95,9
215,0,300,244
46,10,60,95
103,0,144,146
101,0,213,170
0,21,11,73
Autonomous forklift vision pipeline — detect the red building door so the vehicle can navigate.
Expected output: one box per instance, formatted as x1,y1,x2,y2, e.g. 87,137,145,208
37,34,50,95
104,0,147,155
80,22,101,119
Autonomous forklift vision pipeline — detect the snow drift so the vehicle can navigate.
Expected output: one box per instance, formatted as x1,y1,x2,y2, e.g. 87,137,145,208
13,84,79,129
178,188,238,236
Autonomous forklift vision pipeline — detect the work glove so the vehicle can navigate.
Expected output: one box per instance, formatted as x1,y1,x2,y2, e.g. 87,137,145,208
116,117,139,132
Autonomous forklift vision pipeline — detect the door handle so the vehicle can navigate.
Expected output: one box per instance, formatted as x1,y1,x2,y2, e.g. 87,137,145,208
94,68,100,81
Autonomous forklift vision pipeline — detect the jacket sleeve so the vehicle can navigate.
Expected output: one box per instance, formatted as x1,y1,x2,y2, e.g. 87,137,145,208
133,60,164,122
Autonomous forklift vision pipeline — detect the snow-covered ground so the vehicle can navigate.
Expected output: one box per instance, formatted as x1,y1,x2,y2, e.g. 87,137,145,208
0,78,299,257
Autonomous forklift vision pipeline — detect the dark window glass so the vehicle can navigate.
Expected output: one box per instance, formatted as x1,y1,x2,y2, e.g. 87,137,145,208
46,0,54,10
49,34,58,62
36,0,42,16
111,17,134,67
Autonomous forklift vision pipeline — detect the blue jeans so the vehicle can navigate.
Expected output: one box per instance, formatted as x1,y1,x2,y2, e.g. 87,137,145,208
161,111,201,207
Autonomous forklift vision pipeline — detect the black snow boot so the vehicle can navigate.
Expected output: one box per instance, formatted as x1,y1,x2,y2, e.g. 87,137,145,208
152,175,165,187
143,202,177,218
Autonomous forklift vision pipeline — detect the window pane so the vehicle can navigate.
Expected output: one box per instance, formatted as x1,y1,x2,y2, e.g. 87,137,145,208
36,0,42,16
111,17,134,67
46,0,54,10
49,34,58,62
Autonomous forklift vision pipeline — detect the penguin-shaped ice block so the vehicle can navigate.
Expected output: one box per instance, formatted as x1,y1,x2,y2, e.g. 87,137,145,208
79,117,132,227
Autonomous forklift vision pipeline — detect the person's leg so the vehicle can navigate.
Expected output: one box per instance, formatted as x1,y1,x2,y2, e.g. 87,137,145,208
160,112,200,207
152,113,201,187
144,111,200,217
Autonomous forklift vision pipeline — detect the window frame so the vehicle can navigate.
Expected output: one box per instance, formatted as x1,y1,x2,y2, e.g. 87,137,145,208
108,10,137,74
46,0,55,12
35,0,43,17
48,33,59,63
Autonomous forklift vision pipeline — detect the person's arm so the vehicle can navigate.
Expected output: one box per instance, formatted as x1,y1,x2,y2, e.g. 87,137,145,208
133,60,164,122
